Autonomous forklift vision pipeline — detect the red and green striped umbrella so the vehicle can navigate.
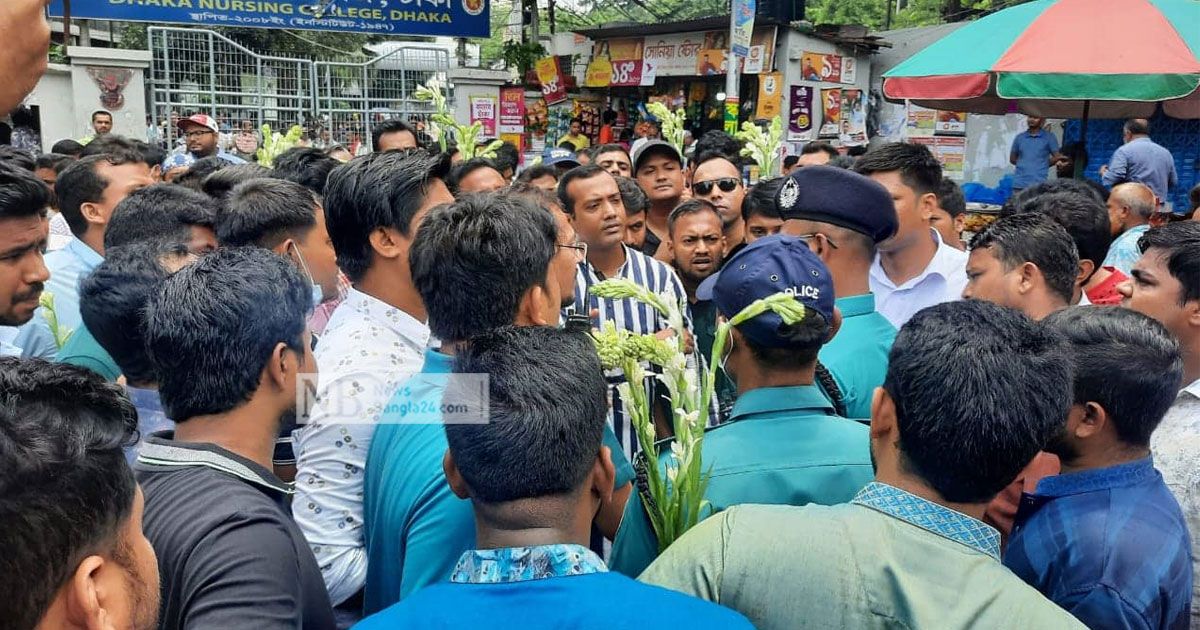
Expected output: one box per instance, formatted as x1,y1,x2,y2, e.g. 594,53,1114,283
883,0,1200,119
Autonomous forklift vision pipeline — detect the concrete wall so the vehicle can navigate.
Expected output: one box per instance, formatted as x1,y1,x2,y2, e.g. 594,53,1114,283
448,68,510,132
776,28,874,152
22,47,152,150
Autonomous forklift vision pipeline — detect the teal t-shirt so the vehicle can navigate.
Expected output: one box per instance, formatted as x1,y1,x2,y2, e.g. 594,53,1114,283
819,293,897,420
362,349,636,614
609,384,874,576
57,323,122,381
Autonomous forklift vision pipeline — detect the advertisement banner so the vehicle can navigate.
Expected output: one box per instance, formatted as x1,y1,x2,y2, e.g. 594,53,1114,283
498,87,525,134
801,52,843,83
906,104,937,138
724,98,740,135
597,38,644,87
638,27,774,77
840,57,858,84
819,88,842,138
48,0,490,37
756,72,783,120
935,110,967,135
911,136,967,179
838,89,867,147
469,96,497,137
535,56,567,105
584,57,613,88
732,0,756,57
788,86,814,136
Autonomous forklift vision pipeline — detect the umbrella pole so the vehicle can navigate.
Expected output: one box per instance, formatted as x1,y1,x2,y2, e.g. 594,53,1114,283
1074,99,1090,179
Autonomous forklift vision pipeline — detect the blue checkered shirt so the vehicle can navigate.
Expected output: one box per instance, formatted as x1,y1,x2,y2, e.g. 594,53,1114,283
1004,456,1193,630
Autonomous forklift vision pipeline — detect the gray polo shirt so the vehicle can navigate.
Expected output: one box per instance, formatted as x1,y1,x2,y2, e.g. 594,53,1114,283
136,433,336,629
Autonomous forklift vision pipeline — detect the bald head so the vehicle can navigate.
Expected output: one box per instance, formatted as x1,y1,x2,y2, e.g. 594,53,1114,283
1107,182,1156,234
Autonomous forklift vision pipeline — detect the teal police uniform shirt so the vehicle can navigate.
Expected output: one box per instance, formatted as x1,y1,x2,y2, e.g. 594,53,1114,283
362,349,637,614
819,294,897,420
608,384,875,576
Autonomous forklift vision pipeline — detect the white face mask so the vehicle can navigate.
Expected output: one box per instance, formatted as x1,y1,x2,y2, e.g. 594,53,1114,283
289,241,324,308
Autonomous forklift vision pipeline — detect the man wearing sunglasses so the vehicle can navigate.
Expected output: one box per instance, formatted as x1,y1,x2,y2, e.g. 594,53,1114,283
691,153,746,257
162,114,247,173
776,166,899,422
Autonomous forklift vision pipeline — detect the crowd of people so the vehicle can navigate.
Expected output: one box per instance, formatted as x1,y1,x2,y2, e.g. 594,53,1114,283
3,6,1200,629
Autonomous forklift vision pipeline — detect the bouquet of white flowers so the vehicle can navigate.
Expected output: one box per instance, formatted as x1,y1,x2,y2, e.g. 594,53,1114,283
414,77,503,160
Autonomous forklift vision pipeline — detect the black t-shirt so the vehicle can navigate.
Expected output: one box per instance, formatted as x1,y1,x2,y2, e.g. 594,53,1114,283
136,434,335,630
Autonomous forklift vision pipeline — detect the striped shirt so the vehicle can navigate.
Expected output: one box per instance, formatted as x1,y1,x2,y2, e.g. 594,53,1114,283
573,246,699,459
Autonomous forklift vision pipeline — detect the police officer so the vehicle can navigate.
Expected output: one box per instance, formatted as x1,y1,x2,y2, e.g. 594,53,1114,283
609,235,874,576
775,166,900,420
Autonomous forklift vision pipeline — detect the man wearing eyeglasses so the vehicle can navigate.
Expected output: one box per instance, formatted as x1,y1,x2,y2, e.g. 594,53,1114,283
161,114,247,173
776,166,899,421
691,153,746,257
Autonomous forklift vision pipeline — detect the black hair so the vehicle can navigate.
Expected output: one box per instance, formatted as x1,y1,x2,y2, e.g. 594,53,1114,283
742,178,784,223
558,140,577,150
446,158,503,195
801,141,838,160
411,193,558,343
104,184,217,251
1190,183,1200,212
81,241,184,386
323,149,451,283
10,106,37,129
371,119,420,152
50,139,84,157
271,146,339,195
1138,221,1200,305
444,326,607,504
1001,178,1106,218
0,146,36,171
593,144,628,162
570,116,584,127
693,130,742,165
35,153,74,174
493,142,520,175
515,164,558,186
1124,118,1150,136
692,150,739,172
846,145,868,158
173,156,227,193
91,110,112,122
201,163,272,200
0,164,50,223
616,175,648,217
81,136,162,172
144,247,311,422
740,309,832,369
602,110,617,125
970,212,1079,304
935,178,966,218
556,164,610,215
0,358,138,630
507,183,563,213
1044,306,1183,448
783,155,800,169
56,151,145,237
1022,191,1112,271
828,155,857,170
667,198,721,237
217,178,319,248
883,300,1072,503
853,142,942,196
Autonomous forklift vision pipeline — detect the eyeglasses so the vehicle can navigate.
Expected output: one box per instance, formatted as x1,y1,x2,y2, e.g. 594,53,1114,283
794,233,839,250
692,177,740,196
557,241,588,261
184,130,214,139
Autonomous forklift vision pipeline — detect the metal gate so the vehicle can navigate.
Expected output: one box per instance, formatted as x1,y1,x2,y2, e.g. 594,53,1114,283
147,27,451,152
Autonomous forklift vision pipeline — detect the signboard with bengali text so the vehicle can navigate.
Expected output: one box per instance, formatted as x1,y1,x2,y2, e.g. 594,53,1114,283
48,0,490,37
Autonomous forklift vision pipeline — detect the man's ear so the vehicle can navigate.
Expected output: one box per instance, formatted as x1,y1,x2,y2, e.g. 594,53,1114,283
1017,261,1041,295
80,201,108,227
918,192,938,221
827,305,843,343
368,226,405,262
514,284,552,327
1073,401,1107,440
267,342,290,391
869,387,896,441
591,445,617,506
63,555,107,629
1076,259,1095,289
443,450,471,499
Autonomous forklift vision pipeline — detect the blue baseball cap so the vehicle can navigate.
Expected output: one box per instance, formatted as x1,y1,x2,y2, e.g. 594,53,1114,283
543,147,580,168
702,234,836,348
775,165,898,244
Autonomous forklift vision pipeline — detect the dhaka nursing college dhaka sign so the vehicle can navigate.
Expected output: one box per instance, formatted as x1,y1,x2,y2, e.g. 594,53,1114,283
48,0,490,37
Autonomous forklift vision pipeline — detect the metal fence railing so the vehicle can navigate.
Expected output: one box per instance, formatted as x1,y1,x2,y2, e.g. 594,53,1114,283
147,28,451,153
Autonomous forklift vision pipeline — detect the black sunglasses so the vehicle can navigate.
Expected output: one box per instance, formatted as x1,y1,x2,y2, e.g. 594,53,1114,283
693,177,740,196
